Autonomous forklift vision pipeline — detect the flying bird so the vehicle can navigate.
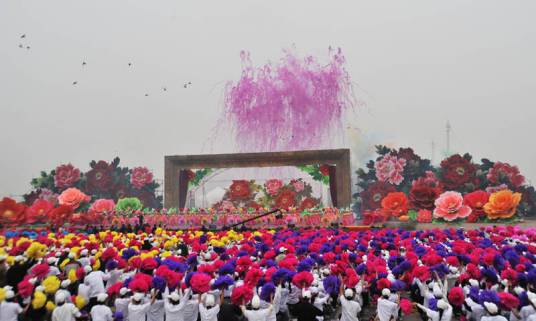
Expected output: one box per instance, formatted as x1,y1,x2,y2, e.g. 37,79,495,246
26,46,30,50
183,82,192,88
18,44,23,48
72,81,78,85
20,34,26,39
145,93,149,97
128,62,132,67
82,61,87,66
162,87,167,91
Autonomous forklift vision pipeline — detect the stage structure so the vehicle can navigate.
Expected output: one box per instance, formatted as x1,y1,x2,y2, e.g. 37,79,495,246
164,149,351,209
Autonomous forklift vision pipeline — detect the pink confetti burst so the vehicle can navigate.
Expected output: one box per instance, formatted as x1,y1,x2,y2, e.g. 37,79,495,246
222,47,356,152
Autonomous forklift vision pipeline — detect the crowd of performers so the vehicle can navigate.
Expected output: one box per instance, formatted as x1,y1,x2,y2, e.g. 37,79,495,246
1,226,536,321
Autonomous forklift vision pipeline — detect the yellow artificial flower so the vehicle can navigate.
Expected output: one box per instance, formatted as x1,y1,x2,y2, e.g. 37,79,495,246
32,291,47,309
92,259,101,271
0,287,5,302
45,301,55,311
25,242,47,259
75,296,86,309
68,269,78,283
42,276,61,294
59,258,70,270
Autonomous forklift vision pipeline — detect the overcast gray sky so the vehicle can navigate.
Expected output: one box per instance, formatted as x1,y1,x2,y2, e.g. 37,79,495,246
1,0,535,198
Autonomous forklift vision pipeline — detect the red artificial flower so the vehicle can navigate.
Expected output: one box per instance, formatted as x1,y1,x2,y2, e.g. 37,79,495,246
464,190,489,217
292,271,314,289
54,163,81,189
190,273,212,294
362,209,389,225
498,292,520,311
300,197,318,210
359,181,396,211
413,266,431,282
231,285,254,305
229,180,252,201
85,160,114,193
377,278,391,290
25,199,54,224
439,154,477,190
381,192,409,217
0,197,27,225
107,282,124,296
48,205,74,227
30,263,50,279
275,189,297,209
409,175,443,210
130,167,154,189
319,164,331,176
245,268,264,287
17,279,34,298
448,287,465,307
416,209,432,223
395,148,421,162
487,162,525,188
141,258,158,271
400,298,413,315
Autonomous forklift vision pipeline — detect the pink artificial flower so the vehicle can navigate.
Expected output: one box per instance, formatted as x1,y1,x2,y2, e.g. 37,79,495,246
38,188,59,204
265,179,284,196
375,153,406,185
291,180,305,192
58,188,90,209
89,199,115,214
130,167,154,189
433,191,472,222
486,184,509,194
54,164,81,189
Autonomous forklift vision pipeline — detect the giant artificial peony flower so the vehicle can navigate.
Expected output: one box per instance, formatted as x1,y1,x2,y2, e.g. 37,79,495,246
300,197,318,210
0,197,27,225
359,181,396,211
54,164,81,189
130,167,154,189
433,191,472,221
416,209,433,223
409,173,443,210
487,162,525,188
58,188,90,209
464,190,489,221
229,180,252,200
439,154,476,190
89,199,115,214
291,179,305,192
265,179,283,196
26,199,54,224
381,192,409,217
484,190,522,220
275,188,297,209
85,160,114,193
48,205,74,227
375,153,406,185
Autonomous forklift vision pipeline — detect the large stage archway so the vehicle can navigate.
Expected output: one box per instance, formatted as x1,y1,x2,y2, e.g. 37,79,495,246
164,149,351,209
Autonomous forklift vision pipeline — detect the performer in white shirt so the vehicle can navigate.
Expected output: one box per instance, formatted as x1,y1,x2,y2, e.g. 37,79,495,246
51,292,81,321
241,295,273,321
377,289,399,321
199,293,220,321
90,293,113,321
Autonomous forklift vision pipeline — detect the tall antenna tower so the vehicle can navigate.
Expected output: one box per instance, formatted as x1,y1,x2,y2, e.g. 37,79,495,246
431,140,435,164
446,121,452,156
